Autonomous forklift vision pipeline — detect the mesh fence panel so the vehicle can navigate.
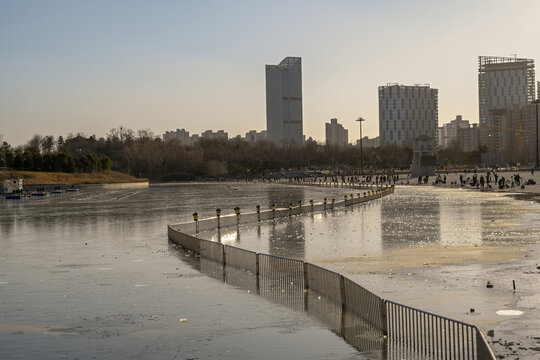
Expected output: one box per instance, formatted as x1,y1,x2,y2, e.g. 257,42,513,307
200,257,224,282
219,214,238,228
259,254,305,311
305,263,342,304
306,290,342,334
200,239,224,262
342,310,386,358
343,277,386,332
386,300,479,360
176,222,197,235
225,266,258,293
224,245,257,273
168,226,200,253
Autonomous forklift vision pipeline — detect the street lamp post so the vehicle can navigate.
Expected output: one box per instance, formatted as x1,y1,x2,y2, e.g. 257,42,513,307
356,117,365,174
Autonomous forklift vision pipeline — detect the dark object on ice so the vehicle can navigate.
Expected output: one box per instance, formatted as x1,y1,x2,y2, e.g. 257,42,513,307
486,280,493,288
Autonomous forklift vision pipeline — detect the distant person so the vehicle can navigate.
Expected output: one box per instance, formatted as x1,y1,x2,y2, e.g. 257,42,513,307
480,175,485,188
418,176,422,184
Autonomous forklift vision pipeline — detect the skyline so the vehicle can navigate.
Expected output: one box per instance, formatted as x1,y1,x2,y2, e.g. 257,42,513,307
1,0,540,146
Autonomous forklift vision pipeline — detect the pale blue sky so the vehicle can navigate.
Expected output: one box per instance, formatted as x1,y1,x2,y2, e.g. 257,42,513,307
1,0,539,146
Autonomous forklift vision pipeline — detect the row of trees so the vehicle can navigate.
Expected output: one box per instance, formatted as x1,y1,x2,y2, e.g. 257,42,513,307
0,136,112,173
1,127,491,180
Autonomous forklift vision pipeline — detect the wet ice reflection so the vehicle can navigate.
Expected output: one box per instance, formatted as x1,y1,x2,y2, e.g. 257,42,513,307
205,187,540,262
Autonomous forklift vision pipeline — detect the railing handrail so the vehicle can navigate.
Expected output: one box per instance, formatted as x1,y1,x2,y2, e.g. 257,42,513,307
385,299,475,328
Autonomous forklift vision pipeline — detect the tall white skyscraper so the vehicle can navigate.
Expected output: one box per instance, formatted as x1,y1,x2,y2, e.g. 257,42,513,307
265,57,303,145
378,84,438,147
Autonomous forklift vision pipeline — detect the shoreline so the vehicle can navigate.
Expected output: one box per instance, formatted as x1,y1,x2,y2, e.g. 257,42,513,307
0,170,147,186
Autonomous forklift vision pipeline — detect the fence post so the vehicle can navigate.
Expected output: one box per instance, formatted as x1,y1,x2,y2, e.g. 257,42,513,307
303,262,309,311
381,299,388,336
256,253,260,295
340,274,347,337
234,207,240,227
222,245,227,282
340,275,346,309
193,212,199,233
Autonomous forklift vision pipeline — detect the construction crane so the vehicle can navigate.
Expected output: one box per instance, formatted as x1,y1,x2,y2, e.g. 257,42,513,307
479,123,533,150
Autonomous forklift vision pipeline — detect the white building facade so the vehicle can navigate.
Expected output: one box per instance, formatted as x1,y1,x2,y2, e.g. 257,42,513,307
325,118,348,147
379,84,438,147
265,57,303,145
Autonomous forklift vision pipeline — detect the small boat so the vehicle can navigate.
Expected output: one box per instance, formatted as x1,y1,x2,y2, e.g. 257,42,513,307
50,190,63,194
65,188,79,193
31,192,47,197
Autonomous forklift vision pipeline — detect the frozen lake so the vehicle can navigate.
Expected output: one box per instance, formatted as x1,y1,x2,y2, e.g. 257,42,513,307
1,183,539,359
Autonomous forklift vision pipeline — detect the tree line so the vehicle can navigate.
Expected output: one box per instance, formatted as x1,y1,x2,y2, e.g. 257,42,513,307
1,127,487,180
0,134,112,173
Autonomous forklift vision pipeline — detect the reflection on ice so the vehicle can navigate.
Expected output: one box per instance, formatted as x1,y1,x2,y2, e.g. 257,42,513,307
200,187,540,263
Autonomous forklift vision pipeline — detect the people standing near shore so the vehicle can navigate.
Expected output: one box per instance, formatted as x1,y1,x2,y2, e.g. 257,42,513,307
480,175,485,188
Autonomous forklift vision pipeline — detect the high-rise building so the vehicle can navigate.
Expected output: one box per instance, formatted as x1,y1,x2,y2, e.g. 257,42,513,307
478,56,536,148
457,124,480,152
379,84,438,147
265,57,303,145
325,118,348,147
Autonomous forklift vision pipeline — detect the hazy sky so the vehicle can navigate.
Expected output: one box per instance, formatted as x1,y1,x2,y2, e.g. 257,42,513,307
1,0,539,146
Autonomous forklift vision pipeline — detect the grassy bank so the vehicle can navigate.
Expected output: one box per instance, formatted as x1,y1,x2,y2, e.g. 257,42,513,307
0,170,147,185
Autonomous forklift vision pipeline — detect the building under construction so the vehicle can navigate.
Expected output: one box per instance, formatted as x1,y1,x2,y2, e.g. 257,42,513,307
478,56,536,164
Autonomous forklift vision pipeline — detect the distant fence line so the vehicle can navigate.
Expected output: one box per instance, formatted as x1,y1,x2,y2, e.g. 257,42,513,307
168,184,496,360
183,185,390,235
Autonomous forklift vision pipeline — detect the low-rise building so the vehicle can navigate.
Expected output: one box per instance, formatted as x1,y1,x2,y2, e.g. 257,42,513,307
356,136,380,148
244,130,267,143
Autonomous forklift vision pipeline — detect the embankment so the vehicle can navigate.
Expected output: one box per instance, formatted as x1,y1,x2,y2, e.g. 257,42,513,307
0,170,147,186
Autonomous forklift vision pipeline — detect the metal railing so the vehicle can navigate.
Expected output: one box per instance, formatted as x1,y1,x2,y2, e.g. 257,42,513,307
167,185,496,359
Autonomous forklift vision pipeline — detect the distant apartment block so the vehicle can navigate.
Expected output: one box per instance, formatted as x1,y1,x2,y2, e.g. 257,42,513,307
478,56,536,150
162,129,227,144
163,128,192,145
378,83,438,147
437,115,479,152
266,57,303,145
459,124,480,153
201,130,228,140
325,118,348,147
356,136,380,148
244,130,267,143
